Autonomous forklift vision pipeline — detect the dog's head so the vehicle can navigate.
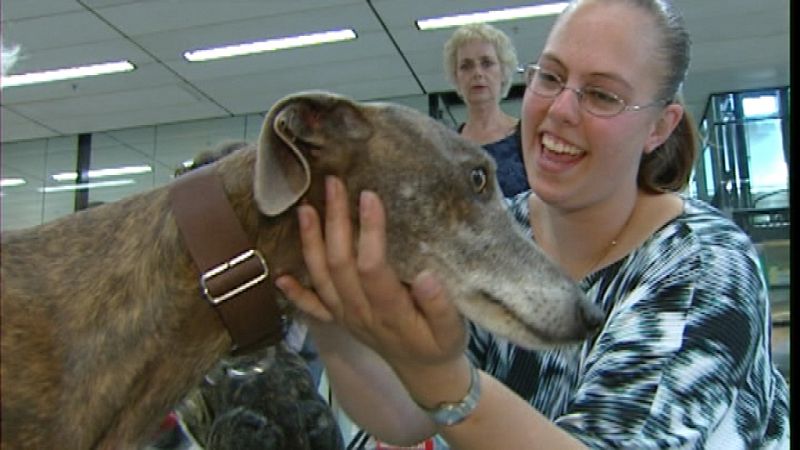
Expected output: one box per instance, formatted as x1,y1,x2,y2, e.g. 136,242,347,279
254,91,604,349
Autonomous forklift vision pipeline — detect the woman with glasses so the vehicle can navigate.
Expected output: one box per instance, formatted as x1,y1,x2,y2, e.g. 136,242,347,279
276,0,790,448
443,23,529,198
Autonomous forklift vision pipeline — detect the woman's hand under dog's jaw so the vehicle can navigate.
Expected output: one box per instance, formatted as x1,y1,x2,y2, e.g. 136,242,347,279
275,175,589,450
274,176,471,403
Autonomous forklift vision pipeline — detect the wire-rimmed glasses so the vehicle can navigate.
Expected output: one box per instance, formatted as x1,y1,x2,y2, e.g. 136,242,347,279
523,64,670,117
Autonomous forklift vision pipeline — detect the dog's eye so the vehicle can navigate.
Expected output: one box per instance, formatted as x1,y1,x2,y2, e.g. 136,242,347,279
470,167,488,193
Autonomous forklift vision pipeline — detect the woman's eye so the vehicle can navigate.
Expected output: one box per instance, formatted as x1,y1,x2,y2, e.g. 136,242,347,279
537,70,562,87
470,167,488,192
585,87,621,105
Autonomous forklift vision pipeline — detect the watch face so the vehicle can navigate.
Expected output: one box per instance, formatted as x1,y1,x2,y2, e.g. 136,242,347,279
432,404,472,426
425,365,481,426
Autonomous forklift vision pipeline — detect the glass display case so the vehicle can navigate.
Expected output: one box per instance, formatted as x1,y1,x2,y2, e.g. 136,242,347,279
692,86,790,384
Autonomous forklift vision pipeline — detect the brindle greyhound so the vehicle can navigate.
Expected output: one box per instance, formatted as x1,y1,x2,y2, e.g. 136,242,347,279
0,91,604,449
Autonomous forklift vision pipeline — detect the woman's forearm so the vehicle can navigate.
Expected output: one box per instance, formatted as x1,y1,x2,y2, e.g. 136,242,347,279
442,371,586,450
391,360,587,450
307,320,438,445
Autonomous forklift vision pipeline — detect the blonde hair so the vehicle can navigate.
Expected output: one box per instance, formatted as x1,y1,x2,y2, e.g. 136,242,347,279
443,23,519,98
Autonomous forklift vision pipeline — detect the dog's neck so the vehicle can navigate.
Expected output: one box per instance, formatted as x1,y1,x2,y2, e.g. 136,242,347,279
170,164,286,352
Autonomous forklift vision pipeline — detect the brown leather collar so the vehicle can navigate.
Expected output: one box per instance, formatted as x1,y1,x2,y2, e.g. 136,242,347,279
169,165,285,354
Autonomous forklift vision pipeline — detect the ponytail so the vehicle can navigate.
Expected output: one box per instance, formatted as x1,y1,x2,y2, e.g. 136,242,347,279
638,106,699,193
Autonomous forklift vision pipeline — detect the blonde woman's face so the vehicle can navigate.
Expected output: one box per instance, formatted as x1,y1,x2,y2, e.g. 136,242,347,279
455,40,504,106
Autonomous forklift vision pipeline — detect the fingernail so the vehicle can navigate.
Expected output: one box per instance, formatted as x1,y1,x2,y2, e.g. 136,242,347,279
274,276,292,293
413,270,442,300
360,191,376,217
326,176,339,202
297,206,311,230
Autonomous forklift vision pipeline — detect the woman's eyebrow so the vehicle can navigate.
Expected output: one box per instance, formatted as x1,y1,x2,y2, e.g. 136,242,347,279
537,53,563,68
538,53,633,90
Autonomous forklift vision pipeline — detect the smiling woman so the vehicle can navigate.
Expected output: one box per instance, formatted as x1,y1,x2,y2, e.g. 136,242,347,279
272,1,790,449
0,1,791,449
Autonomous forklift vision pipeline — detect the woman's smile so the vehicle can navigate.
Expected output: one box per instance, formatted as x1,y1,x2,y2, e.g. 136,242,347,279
536,132,585,172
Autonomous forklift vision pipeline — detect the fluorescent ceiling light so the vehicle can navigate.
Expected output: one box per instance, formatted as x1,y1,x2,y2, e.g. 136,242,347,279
52,165,152,182
743,95,778,118
38,179,135,193
1,178,26,187
416,3,569,30
184,29,357,62
1,60,135,88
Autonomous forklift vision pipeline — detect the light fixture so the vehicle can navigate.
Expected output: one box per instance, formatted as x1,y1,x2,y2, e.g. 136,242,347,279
742,95,779,118
38,179,135,193
415,3,569,30
1,60,135,88
0,178,26,187
51,165,152,182
184,29,357,62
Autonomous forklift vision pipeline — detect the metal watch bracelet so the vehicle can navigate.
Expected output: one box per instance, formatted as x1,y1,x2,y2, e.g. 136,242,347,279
416,364,481,427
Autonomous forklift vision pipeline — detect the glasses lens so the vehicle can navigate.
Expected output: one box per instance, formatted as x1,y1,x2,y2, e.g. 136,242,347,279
527,65,562,97
581,86,625,117
526,64,633,117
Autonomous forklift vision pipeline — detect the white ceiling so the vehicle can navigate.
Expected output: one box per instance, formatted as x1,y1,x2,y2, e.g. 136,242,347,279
0,0,790,144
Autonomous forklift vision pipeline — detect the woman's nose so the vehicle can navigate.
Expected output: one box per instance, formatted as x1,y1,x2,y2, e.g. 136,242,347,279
548,87,582,124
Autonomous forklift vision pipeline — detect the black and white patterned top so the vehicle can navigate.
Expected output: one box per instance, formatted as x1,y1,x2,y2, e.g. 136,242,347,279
463,193,790,449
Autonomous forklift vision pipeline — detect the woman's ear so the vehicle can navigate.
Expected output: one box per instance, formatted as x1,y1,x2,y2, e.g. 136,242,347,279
644,103,684,154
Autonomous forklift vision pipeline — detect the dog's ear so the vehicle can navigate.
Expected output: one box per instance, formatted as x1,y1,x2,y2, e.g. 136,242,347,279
254,91,372,216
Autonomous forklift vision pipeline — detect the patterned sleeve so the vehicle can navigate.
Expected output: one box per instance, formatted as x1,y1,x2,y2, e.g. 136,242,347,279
556,218,784,449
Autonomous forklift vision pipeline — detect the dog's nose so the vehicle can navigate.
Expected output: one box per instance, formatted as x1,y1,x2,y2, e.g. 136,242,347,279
578,301,606,335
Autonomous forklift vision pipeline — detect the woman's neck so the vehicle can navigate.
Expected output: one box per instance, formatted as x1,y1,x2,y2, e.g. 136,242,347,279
461,103,517,145
529,190,640,280
529,191,684,280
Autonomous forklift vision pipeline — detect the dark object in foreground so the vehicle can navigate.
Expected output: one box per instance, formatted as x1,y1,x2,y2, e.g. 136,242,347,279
178,344,344,450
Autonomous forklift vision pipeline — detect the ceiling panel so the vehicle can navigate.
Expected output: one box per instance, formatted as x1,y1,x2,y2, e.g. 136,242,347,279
0,107,59,142
90,0,362,36
1,51,162,106
191,55,421,114
0,0,790,145
13,84,213,118
117,3,382,62
0,2,83,21
159,32,398,83
2,10,121,53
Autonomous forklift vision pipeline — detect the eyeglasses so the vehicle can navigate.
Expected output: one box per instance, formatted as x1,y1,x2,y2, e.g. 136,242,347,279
523,64,669,118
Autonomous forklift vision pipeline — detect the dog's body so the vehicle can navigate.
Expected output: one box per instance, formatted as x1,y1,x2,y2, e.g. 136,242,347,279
1,91,604,449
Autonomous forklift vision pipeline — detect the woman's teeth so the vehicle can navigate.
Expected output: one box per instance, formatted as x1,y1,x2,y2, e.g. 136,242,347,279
542,134,582,155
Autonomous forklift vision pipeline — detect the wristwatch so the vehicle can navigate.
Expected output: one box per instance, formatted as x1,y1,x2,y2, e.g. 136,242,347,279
416,364,481,426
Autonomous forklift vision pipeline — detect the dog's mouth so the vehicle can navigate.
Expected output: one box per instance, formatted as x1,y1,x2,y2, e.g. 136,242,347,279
477,288,560,346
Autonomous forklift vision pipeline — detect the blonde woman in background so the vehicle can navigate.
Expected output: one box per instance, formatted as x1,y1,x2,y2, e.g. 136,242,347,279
443,23,529,198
